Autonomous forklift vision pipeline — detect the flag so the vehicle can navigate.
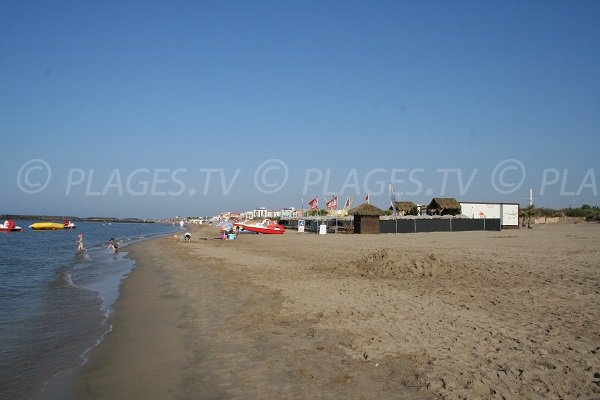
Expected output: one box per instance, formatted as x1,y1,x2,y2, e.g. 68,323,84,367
308,196,318,211
326,195,338,210
339,196,354,218
365,194,369,203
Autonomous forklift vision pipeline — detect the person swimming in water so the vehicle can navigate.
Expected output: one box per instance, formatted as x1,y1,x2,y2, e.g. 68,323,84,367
108,238,119,253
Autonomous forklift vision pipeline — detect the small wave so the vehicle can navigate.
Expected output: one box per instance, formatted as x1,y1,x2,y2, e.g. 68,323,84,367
51,266,76,288
75,251,91,262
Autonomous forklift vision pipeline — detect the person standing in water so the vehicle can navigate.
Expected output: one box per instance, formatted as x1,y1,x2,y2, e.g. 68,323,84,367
76,234,86,253
108,238,119,253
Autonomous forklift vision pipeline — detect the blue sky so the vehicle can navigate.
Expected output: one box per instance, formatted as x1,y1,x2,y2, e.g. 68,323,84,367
2,1,599,218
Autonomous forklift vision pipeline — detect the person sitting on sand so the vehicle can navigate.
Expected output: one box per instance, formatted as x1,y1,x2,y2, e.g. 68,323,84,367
76,234,86,253
108,238,119,253
228,228,238,240
184,232,192,242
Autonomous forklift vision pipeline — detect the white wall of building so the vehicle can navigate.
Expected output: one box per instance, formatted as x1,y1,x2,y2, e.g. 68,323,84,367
461,203,501,219
500,204,519,227
460,202,519,227
253,208,267,218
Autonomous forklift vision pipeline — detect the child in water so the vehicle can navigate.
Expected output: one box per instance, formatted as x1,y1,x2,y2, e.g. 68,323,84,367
108,238,119,253
76,234,86,253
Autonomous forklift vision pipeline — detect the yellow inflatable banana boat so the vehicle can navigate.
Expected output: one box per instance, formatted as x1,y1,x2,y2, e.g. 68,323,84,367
29,220,76,230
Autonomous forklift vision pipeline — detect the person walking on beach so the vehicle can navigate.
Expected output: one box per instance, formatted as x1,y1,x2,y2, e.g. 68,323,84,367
76,234,86,253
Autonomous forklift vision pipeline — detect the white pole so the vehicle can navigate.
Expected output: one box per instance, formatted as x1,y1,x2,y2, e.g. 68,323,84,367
529,188,533,207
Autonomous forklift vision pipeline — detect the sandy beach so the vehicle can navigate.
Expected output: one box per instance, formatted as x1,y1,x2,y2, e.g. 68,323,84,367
74,224,600,399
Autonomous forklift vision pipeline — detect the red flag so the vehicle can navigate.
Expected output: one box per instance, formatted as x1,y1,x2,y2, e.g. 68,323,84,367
326,195,338,210
365,194,369,203
344,197,350,208
308,196,318,211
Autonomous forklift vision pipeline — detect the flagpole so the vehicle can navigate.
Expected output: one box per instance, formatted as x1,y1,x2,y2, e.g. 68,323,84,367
317,195,327,232
316,196,319,231
335,193,338,234
395,190,398,234
389,183,397,234
314,196,317,231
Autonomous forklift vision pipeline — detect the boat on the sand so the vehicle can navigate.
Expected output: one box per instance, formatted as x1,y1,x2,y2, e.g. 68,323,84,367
235,219,285,234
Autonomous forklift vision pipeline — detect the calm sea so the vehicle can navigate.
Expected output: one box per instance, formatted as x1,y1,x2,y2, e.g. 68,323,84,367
0,221,176,400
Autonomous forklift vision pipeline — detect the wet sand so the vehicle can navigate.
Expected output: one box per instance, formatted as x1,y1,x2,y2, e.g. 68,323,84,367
74,224,600,399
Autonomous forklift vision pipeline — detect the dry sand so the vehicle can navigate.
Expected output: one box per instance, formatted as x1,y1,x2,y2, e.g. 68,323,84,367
75,224,600,399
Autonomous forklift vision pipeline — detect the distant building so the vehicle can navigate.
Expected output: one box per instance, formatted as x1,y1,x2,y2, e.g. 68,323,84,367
280,208,296,218
253,208,267,218
389,201,418,216
348,203,384,234
218,212,232,220
427,198,462,216
460,202,519,228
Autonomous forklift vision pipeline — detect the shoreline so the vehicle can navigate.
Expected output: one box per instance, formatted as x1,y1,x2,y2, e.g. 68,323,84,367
72,235,190,399
36,229,178,400
73,224,600,399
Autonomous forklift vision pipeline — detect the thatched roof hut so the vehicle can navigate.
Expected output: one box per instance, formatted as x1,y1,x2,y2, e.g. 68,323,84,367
427,198,461,216
348,203,383,234
348,203,384,216
389,201,417,215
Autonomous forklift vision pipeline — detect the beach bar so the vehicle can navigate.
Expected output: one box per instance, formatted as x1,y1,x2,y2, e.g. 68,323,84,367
348,203,384,234
427,198,461,216
389,201,418,216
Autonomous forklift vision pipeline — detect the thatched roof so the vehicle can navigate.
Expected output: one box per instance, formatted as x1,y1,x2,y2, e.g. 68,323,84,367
427,197,461,210
389,201,417,212
348,203,384,216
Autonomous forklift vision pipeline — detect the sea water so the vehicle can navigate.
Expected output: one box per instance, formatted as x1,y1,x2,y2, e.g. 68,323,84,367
0,221,176,399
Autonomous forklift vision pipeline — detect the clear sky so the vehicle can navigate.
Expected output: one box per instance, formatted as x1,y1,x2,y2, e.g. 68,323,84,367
2,1,599,218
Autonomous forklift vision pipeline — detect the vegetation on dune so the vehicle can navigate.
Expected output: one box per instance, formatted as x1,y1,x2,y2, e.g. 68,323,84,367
518,204,600,223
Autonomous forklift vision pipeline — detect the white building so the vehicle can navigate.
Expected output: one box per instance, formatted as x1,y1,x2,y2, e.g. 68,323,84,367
253,208,267,219
460,202,519,228
280,208,296,218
